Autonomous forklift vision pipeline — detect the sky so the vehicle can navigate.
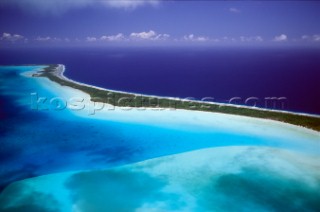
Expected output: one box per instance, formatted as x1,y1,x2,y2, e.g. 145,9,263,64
0,0,320,47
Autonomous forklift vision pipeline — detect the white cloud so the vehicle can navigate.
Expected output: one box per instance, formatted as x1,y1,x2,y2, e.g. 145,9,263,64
35,36,62,42
100,33,125,41
130,30,170,41
103,0,159,9
154,33,170,40
184,34,209,42
312,34,320,42
86,37,97,42
218,37,237,42
85,31,170,43
240,36,263,42
13,34,24,40
273,34,287,42
0,0,160,14
130,30,156,39
1,33,10,40
229,7,241,13
0,32,26,42
255,36,263,42
35,36,51,41
301,34,320,42
197,37,208,42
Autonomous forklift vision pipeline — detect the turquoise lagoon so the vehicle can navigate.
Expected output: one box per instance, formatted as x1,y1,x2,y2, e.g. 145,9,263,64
0,66,319,211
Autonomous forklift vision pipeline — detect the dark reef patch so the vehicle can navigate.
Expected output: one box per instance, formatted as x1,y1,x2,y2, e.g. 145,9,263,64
0,183,60,212
199,166,320,211
65,169,179,212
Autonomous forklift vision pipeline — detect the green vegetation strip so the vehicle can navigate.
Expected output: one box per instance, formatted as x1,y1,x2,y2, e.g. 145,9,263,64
35,65,320,132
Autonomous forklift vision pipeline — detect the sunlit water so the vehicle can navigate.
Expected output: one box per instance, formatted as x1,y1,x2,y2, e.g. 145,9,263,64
0,66,319,211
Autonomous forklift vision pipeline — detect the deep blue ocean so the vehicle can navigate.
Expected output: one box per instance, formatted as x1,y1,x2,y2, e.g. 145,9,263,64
1,47,319,114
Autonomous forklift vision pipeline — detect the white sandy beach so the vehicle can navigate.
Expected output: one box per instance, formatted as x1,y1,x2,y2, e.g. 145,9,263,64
27,65,320,156
31,65,319,132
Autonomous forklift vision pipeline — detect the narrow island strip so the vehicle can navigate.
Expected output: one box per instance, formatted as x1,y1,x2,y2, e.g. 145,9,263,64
33,64,320,132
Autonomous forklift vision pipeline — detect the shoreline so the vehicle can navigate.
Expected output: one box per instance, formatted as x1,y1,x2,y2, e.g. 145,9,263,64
34,64,320,131
59,64,320,118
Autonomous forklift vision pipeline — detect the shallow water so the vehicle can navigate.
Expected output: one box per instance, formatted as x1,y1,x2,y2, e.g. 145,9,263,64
1,146,319,212
0,66,319,211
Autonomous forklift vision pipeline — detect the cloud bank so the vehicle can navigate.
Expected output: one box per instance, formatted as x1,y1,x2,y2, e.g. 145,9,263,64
240,36,263,42
104,0,159,9
0,32,26,42
2,31,320,46
84,31,170,43
100,33,125,41
183,34,208,42
273,34,287,42
130,30,170,40
0,0,160,14
302,34,320,42
86,37,97,42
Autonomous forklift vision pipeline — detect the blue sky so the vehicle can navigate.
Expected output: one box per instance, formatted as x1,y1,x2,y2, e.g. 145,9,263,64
0,0,320,47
